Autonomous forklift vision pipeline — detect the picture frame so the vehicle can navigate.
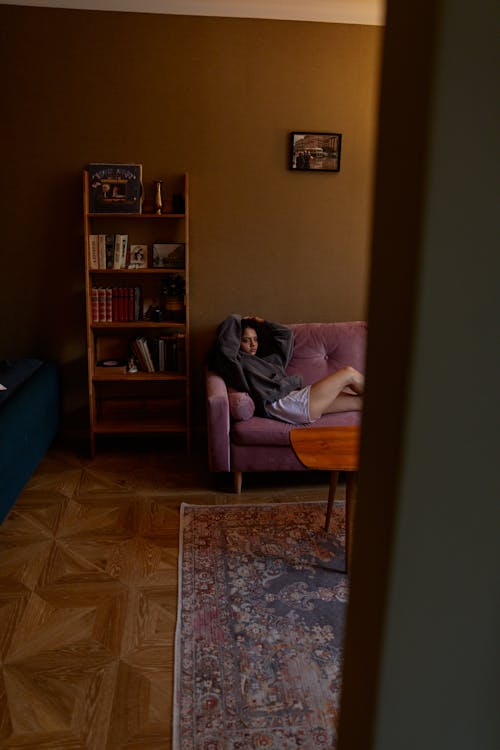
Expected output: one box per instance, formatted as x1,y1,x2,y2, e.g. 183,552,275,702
88,163,143,213
289,132,342,172
152,242,185,269
128,244,148,269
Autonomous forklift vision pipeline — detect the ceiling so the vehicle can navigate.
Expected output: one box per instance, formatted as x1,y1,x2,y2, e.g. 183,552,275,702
0,0,385,25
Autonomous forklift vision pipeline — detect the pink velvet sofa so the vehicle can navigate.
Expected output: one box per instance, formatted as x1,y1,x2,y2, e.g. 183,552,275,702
206,321,367,492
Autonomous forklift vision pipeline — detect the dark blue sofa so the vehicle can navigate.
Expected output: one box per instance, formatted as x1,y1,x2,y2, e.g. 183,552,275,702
0,359,60,522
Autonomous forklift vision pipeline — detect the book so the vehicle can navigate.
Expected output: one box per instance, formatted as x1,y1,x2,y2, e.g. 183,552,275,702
106,287,113,321
88,163,143,213
166,334,178,371
138,337,155,372
120,235,129,268
123,287,129,321
113,234,123,269
147,337,159,371
133,286,142,321
91,287,99,322
132,337,154,372
98,234,106,269
127,287,134,321
158,337,165,371
89,234,99,269
116,287,123,321
131,339,148,372
120,287,127,322
105,234,115,268
98,287,107,322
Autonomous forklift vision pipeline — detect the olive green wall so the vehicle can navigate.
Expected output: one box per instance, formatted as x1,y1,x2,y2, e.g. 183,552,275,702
0,6,382,432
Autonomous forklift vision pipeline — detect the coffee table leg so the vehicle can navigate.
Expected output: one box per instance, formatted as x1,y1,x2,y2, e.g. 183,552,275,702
345,472,358,573
325,470,339,532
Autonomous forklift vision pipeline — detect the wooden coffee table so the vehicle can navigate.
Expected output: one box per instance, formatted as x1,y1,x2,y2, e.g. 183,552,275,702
290,425,360,572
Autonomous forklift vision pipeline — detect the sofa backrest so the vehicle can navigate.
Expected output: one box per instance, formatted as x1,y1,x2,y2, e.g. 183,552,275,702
285,321,367,385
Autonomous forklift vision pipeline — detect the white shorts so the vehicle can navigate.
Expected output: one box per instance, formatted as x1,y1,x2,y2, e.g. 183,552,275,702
266,385,314,425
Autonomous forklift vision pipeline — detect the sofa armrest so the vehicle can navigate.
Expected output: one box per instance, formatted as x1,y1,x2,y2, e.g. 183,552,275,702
206,370,231,472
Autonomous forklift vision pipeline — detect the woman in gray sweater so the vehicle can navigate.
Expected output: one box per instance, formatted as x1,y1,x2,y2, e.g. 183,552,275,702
213,314,364,425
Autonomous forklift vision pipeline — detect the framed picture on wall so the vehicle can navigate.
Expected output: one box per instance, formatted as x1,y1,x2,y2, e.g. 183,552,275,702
289,132,342,172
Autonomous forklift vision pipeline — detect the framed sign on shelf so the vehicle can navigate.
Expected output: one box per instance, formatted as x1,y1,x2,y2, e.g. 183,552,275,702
152,242,185,269
88,163,143,213
128,245,148,269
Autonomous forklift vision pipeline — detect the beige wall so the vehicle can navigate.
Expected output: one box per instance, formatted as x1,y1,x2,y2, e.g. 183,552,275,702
0,6,382,431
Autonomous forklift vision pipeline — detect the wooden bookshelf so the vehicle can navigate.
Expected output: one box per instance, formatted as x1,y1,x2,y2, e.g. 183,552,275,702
83,169,190,456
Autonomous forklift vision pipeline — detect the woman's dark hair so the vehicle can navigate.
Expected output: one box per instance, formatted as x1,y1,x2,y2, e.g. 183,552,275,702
241,317,258,332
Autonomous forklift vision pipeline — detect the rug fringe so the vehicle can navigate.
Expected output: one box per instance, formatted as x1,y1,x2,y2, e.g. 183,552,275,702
176,498,330,510
172,503,189,750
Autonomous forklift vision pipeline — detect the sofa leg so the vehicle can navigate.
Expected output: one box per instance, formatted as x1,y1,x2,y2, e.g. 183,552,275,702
234,471,242,494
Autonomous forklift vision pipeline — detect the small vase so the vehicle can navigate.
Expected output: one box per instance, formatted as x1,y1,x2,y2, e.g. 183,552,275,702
153,180,164,215
165,297,185,321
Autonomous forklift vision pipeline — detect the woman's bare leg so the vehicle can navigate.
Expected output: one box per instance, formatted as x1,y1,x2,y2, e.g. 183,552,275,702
309,366,364,420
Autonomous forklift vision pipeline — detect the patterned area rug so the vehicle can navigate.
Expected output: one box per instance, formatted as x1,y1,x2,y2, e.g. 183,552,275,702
173,501,348,749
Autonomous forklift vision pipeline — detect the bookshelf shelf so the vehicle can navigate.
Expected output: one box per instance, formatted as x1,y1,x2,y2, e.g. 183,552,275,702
90,321,186,329
83,169,190,456
88,212,185,219
93,421,188,435
89,268,184,275
92,371,187,382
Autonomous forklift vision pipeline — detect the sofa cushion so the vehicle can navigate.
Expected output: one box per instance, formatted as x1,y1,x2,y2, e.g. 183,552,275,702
231,410,362,446
228,388,255,421
286,322,367,384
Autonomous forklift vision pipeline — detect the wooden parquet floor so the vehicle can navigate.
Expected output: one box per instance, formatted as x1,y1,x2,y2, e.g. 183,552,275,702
0,442,334,749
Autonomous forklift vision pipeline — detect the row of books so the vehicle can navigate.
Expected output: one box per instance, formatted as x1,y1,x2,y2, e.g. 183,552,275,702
91,286,142,322
89,234,129,270
131,334,186,373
